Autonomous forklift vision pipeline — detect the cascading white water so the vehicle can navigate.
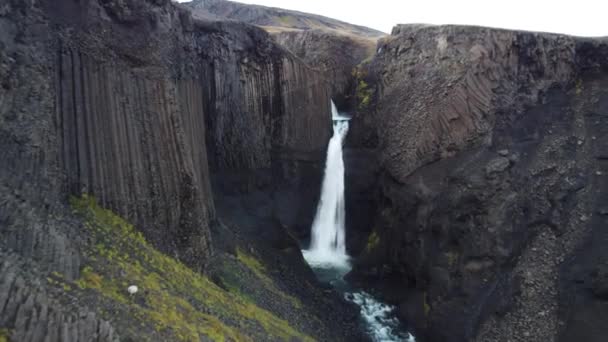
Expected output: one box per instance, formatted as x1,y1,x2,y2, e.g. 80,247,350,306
302,101,350,268
302,101,416,342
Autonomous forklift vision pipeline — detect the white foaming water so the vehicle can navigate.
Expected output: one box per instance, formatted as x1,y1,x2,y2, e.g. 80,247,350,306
302,100,350,269
345,292,416,342
302,101,415,342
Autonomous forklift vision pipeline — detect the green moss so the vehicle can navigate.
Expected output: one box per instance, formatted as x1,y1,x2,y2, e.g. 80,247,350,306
76,266,103,289
352,66,373,110
235,248,303,309
575,78,583,95
236,248,266,277
47,272,73,292
277,15,296,26
70,194,312,342
423,292,430,317
445,251,459,267
365,231,380,253
0,329,10,342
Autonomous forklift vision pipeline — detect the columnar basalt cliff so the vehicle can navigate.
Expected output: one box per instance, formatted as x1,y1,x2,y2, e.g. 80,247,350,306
273,30,377,108
24,0,333,272
182,0,384,110
0,0,361,340
195,26,333,174
3,0,608,340
350,25,608,342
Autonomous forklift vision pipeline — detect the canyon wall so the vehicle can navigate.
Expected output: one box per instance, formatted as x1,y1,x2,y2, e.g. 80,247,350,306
273,30,377,109
184,0,383,111
1,0,333,271
0,0,339,340
351,25,608,342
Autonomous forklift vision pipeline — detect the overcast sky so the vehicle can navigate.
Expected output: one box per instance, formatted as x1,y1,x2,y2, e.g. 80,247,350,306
178,0,607,37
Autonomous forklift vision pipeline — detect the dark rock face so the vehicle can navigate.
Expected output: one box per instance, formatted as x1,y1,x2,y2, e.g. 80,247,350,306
343,148,380,254
0,252,118,342
1,0,334,270
182,0,384,110
0,0,354,340
274,30,377,109
350,24,608,342
181,2,384,255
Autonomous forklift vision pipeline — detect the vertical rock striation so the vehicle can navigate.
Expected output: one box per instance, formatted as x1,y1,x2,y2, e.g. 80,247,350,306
351,24,608,342
0,0,335,339
55,50,215,267
273,29,378,108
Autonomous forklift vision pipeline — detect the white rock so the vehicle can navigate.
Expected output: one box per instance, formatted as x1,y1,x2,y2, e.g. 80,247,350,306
127,285,138,295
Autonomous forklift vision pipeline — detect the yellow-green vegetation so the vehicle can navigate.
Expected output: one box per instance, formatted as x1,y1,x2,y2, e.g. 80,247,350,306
47,271,72,292
445,251,459,267
423,292,430,317
235,248,303,309
76,266,103,289
365,231,380,253
277,15,296,26
575,78,583,95
236,248,266,277
352,66,373,110
0,329,10,342
69,194,313,342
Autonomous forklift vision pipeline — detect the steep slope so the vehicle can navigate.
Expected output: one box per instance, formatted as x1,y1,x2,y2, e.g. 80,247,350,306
0,0,361,340
349,24,608,342
181,0,385,38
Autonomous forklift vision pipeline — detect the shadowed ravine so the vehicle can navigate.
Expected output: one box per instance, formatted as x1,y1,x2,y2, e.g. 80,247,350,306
2,0,608,341
303,101,415,342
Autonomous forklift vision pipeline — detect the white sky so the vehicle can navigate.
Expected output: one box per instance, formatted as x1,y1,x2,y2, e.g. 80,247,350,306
178,0,607,37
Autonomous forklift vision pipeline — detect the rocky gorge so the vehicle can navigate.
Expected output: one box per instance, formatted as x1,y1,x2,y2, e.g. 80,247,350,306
0,0,607,341
0,0,359,340
348,25,608,342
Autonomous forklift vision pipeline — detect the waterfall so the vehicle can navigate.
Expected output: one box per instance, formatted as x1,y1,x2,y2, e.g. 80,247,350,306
301,101,416,342
303,100,350,268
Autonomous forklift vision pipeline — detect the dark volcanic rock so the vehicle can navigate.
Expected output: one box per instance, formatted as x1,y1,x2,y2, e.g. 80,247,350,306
592,262,608,300
0,0,357,340
182,0,384,111
0,252,118,342
273,29,377,109
1,0,334,268
349,24,608,342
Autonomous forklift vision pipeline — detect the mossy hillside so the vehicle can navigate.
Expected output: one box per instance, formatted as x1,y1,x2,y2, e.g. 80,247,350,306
215,250,326,341
235,248,303,309
69,194,314,342
0,328,10,342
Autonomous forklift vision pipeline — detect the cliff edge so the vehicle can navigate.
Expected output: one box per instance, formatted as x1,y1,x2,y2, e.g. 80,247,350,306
351,24,608,342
